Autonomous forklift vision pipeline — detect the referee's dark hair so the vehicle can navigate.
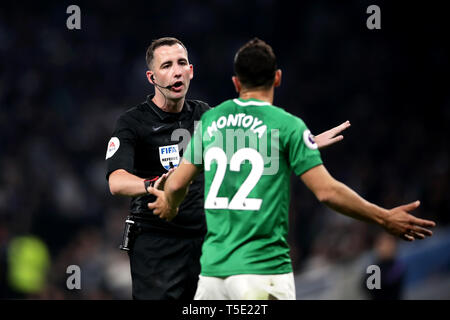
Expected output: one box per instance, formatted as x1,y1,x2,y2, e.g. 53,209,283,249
146,37,188,69
234,38,277,89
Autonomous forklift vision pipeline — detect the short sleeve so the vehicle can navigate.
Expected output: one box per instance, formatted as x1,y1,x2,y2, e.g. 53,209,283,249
183,118,204,168
105,115,138,180
285,116,323,176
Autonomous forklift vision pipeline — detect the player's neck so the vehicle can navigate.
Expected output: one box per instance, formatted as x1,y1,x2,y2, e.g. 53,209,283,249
239,87,274,104
152,93,184,113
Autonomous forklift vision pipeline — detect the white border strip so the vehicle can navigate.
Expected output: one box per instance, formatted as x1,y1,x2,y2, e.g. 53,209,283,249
233,98,271,106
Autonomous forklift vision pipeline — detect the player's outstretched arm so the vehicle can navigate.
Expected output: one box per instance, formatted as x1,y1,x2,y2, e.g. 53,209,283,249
315,120,351,149
148,159,200,221
300,164,436,241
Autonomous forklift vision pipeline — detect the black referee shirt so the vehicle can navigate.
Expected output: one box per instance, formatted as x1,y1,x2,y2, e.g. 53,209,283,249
106,95,210,237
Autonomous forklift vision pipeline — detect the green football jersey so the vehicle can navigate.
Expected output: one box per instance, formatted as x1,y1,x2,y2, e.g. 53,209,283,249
183,97,322,276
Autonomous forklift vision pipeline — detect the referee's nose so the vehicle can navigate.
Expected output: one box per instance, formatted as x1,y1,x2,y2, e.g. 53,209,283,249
173,64,183,78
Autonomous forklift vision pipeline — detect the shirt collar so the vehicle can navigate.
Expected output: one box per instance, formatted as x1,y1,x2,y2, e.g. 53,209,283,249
234,97,271,107
145,94,189,121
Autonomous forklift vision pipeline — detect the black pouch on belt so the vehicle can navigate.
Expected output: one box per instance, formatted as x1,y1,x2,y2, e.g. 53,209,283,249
119,216,137,251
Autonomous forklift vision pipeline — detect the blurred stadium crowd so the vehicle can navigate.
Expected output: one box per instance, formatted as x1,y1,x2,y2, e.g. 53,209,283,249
0,1,448,299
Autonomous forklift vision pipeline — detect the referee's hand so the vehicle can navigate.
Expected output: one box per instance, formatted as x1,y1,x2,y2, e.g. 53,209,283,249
147,186,178,221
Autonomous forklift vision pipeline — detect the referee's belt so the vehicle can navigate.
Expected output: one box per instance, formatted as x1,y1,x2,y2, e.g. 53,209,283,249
129,215,206,238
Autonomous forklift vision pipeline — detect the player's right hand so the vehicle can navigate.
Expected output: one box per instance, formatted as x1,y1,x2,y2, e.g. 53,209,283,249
383,200,436,241
154,168,175,190
147,186,178,221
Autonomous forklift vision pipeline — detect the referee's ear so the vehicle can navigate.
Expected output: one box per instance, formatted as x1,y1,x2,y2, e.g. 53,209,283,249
146,70,155,85
188,64,194,80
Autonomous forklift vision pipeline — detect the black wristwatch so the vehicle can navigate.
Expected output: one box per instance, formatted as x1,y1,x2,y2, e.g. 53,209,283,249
144,177,159,193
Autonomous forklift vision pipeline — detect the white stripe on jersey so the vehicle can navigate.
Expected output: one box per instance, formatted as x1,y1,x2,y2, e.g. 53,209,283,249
233,99,271,107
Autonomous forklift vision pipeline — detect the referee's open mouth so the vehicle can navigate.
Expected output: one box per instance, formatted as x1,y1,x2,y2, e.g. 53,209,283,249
171,81,184,92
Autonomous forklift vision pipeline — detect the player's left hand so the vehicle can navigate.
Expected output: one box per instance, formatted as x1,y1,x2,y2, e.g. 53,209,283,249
147,187,178,221
315,120,351,149
383,200,436,241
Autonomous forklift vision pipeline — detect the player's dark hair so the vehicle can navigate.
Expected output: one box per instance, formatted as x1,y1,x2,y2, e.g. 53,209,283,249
234,38,277,89
146,37,188,69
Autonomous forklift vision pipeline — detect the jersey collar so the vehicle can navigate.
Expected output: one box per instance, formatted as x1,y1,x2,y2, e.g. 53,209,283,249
233,98,271,107
145,95,190,121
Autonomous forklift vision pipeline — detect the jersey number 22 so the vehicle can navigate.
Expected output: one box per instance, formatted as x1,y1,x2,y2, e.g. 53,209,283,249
204,147,263,211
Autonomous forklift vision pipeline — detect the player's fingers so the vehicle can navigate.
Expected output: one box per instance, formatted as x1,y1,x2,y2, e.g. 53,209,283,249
337,120,351,132
157,175,166,186
153,177,163,189
160,210,170,221
320,136,343,148
159,212,167,219
330,120,351,135
158,212,169,220
401,233,415,241
147,186,163,197
410,231,425,240
149,206,160,215
147,201,157,210
163,169,173,177
411,225,433,237
329,135,344,143
398,200,420,212
166,208,178,222
411,217,436,228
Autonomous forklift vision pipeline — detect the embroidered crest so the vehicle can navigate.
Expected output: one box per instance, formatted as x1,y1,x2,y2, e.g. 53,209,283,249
159,144,180,170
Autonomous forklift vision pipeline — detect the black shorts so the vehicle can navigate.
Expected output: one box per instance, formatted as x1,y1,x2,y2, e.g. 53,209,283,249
128,231,203,300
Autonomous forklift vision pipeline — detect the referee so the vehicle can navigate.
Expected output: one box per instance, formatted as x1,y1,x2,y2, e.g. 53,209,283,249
106,37,210,300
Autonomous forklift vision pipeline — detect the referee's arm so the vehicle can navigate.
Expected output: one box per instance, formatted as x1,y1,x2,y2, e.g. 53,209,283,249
109,169,149,197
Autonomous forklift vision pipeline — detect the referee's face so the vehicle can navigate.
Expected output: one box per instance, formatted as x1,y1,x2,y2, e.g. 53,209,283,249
151,44,193,101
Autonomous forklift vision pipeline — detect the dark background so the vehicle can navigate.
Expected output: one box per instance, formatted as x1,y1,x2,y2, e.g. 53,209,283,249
0,1,448,299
